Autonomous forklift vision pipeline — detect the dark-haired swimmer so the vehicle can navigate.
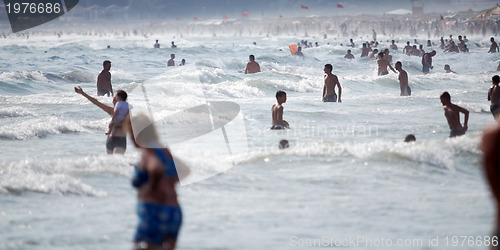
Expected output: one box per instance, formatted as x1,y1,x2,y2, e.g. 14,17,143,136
75,86,128,154
422,50,436,74
279,139,289,149
323,64,342,102
395,61,410,96
444,65,457,74
440,92,469,137
390,40,398,50
377,52,396,76
344,50,355,59
488,75,500,120
129,113,190,250
481,123,500,250
245,54,261,74
271,90,290,130
404,134,416,142
360,43,371,57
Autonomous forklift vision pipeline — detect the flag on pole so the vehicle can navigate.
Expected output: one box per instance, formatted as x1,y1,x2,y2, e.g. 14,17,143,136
337,3,344,8
242,11,248,17
223,14,229,20
301,4,309,9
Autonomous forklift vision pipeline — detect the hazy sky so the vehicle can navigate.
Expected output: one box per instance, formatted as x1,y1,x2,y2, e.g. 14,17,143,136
76,0,500,17
1,0,499,24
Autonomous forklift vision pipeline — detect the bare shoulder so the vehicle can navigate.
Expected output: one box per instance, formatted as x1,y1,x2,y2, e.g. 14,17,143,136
332,74,340,83
483,125,500,152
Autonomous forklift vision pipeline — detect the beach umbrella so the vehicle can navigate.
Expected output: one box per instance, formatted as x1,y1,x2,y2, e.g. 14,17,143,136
471,5,500,20
478,5,500,16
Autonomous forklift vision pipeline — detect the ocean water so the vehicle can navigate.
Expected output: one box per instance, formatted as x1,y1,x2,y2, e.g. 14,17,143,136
0,30,498,250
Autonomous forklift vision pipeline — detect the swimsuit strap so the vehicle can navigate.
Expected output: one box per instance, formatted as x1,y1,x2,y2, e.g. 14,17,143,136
153,148,178,177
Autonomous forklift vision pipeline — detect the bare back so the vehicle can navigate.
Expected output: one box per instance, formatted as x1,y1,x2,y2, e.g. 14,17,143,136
377,58,391,74
399,69,409,95
490,85,500,105
137,148,179,206
97,70,111,91
490,42,499,53
324,74,338,96
444,104,463,131
245,61,261,74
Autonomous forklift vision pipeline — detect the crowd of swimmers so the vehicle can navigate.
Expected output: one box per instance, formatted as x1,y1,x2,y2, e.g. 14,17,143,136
70,30,500,249
154,40,186,66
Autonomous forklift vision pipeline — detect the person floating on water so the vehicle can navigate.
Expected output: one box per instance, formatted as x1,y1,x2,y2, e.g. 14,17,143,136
322,64,342,102
74,86,128,154
377,52,396,76
444,65,457,74
129,113,190,250
488,75,500,120
106,90,129,137
489,37,499,53
440,91,469,137
168,54,175,67
245,54,261,74
171,41,177,48
154,40,160,48
97,60,113,97
422,50,436,74
271,90,290,130
344,49,355,59
481,123,500,250
395,61,410,96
